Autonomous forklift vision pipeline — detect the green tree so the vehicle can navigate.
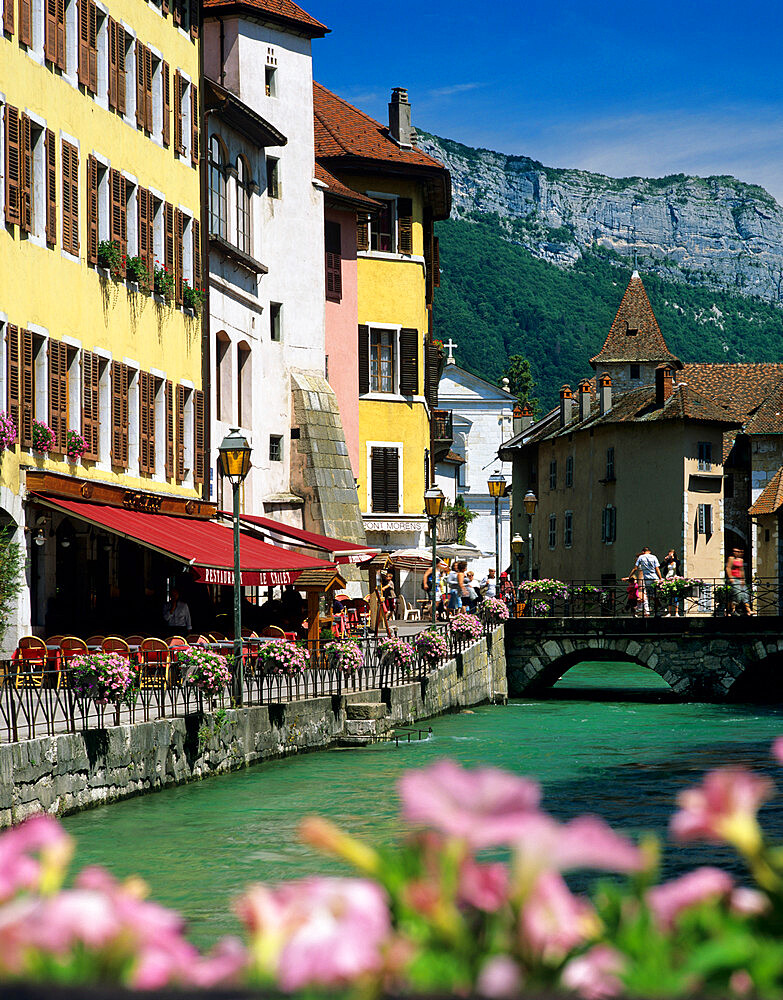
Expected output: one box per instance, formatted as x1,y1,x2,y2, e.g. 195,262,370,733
0,525,24,647
502,354,539,414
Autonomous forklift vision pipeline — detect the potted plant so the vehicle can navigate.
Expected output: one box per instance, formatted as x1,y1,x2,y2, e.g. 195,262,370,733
70,652,136,705
257,639,310,674
378,636,416,673
153,262,175,302
323,639,363,674
449,612,483,643
183,280,205,312
31,420,56,455
0,411,17,452
125,255,150,292
479,596,510,626
65,430,87,464
413,629,448,668
97,239,123,278
180,647,231,700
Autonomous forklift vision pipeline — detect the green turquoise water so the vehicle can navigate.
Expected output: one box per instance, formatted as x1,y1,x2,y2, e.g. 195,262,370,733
62,661,783,947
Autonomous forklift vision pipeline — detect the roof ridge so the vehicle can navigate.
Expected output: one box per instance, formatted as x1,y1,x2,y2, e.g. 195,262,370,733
314,81,390,137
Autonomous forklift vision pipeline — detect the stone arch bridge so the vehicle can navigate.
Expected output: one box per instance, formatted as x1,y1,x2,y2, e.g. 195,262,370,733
505,618,783,701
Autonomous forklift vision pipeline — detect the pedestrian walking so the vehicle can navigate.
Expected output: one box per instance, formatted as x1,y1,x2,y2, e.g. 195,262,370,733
726,547,753,615
661,549,682,617
481,568,497,599
626,546,662,616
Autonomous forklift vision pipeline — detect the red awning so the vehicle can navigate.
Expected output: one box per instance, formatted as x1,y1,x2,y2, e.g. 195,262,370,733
32,495,337,586
229,513,379,565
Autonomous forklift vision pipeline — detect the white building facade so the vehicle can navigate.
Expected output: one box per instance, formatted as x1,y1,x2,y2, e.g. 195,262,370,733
435,360,516,578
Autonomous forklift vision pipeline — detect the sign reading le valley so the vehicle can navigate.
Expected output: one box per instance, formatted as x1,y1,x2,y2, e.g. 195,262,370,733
199,567,297,587
122,491,163,513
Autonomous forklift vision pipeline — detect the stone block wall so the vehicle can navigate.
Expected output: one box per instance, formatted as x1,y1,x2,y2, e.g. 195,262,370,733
0,629,507,827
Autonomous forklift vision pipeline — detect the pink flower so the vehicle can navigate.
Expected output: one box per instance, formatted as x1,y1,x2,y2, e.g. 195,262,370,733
772,737,783,765
730,887,769,917
238,877,391,990
0,815,73,901
561,945,625,999
519,871,596,963
670,768,773,854
476,955,524,997
458,859,509,912
399,760,541,848
647,867,734,930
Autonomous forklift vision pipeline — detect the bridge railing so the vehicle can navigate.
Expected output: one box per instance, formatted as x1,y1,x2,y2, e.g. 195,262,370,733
506,578,783,619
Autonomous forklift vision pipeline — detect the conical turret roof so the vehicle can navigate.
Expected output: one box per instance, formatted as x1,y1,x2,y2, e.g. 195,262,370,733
590,270,681,369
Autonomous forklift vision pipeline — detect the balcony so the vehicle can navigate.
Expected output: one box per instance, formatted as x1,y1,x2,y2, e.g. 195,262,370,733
432,409,453,464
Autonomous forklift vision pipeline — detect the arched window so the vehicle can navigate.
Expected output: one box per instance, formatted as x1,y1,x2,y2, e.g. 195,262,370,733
236,156,251,254
208,135,227,240
215,331,232,422
237,341,252,428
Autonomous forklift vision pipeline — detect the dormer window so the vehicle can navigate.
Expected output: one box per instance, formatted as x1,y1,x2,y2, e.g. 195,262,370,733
630,364,641,380
625,322,638,336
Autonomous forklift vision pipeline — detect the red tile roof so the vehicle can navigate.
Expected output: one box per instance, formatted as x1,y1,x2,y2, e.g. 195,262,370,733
680,363,783,423
202,0,328,36
315,163,379,211
749,467,783,516
590,271,681,368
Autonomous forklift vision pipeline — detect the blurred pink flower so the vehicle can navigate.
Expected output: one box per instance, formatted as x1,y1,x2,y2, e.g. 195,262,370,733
730,970,754,996
476,955,524,997
189,937,247,988
670,768,773,854
647,867,734,930
730,887,769,917
773,738,783,765
458,859,509,912
561,944,625,999
399,760,541,848
0,814,73,901
519,871,596,963
238,877,391,991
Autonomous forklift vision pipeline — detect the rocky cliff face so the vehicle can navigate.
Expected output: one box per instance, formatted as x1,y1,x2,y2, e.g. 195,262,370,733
418,133,783,303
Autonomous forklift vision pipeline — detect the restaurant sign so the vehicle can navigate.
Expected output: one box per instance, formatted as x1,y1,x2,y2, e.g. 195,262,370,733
195,567,301,587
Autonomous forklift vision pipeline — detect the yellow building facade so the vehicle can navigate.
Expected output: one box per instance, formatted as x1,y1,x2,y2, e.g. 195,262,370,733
0,0,205,640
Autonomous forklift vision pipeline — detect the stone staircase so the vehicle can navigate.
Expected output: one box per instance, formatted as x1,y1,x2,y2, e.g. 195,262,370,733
337,694,393,747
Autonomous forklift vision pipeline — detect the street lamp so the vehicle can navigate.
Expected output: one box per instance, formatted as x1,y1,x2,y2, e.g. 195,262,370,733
511,532,524,587
523,490,538,581
487,471,506,585
424,486,446,625
217,428,252,703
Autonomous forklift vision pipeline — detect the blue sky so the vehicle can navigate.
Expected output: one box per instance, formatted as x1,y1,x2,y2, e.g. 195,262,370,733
310,0,783,203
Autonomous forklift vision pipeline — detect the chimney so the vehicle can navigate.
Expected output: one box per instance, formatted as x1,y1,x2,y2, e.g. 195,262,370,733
578,379,592,421
598,373,612,415
389,88,413,148
513,402,534,435
656,364,674,407
559,384,573,428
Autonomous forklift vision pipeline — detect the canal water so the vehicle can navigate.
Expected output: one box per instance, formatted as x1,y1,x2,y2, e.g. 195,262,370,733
63,661,783,947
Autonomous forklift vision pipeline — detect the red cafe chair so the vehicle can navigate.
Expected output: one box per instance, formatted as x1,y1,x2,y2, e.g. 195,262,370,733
102,636,131,657
138,638,171,687
14,636,48,688
58,636,88,688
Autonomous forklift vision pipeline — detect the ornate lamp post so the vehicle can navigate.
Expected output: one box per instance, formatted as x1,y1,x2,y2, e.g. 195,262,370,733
523,490,538,581
487,471,506,585
217,428,252,703
511,533,524,586
424,486,446,625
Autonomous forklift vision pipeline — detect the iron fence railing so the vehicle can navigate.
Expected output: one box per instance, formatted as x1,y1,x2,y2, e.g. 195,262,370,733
504,578,783,619
0,622,496,745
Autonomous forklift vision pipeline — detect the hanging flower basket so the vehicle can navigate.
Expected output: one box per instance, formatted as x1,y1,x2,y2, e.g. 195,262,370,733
180,647,231,697
323,640,363,674
70,652,136,705
31,420,56,455
0,411,17,451
449,612,483,643
257,639,310,674
378,636,416,673
414,629,448,667
65,430,87,464
480,597,510,625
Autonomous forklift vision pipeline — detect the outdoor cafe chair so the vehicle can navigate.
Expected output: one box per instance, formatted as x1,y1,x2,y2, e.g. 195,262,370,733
186,634,209,646
46,635,64,646
126,635,146,647
86,635,105,647
241,628,258,638
58,637,88,688
102,637,132,658
138,638,170,687
14,636,49,688
260,626,286,638
209,631,226,641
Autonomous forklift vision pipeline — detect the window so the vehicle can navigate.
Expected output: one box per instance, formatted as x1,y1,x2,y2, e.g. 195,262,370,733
698,441,712,471
270,302,282,342
370,446,399,513
601,505,616,544
370,329,394,393
626,322,638,337
606,446,615,481
549,459,556,490
529,462,537,486
138,370,156,475
264,65,277,97
135,40,154,132
269,434,282,463
325,220,341,302
548,514,556,549
266,156,280,199
61,139,79,256
208,135,226,239
236,155,251,254
44,0,67,71
81,349,100,460
630,364,641,380
47,339,73,455
724,473,734,499
110,361,129,467
564,510,573,548
215,332,230,422
77,0,98,94
565,455,573,488
370,197,394,252
697,503,713,537
237,341,251,428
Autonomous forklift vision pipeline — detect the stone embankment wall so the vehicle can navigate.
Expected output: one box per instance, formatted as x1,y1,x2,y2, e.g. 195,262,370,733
0,629,507,827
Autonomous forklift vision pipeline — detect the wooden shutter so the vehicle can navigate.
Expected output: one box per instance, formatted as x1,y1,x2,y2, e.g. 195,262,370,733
161,62,170,146
62,140,79,255
115,22,125,113
86,154,98,264
173,72,184,155
192,218,200,289
165,380,173,479
87,0,97,93
77,0,89,85
356,212,369,252
20,329,33,449
109,168,126,261
190,80,198,166
135,42,145,128
55,0,65,69
45,129,56,247
111,362,128,466
81,350,99,460
44,0,56,61
3,0,14,36
139,370,151,473
175,384,185,481
144,46,153,131
425,342,441,410
108,17,117,109
20,113,31,234
433,235,440,287
193,388,204,483
189,0,197,36
397,197,413,254
18,0,31,44
358,325,369,396
164,201,174,280
138,187,149,280
48,339,68,454
4,105,21,226
174,208,183,305
6,325,19,435
399,328,419,396
161,0,168,14
371,448,399,514
172,0,181,27
325,220,341,302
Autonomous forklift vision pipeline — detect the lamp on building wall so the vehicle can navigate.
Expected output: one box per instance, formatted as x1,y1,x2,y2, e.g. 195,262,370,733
424,486,446,625
523,490,538,582
217,428,252,703
487,471,506,584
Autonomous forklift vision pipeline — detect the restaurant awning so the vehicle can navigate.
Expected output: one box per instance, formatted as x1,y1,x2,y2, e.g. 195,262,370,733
31,494,338,586
227,512,380,565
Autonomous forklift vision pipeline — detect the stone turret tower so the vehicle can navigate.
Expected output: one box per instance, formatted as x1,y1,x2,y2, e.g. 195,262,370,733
589,270,681,392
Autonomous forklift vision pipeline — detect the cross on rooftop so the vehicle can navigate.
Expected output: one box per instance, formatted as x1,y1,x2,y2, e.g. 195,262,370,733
444,338,458,364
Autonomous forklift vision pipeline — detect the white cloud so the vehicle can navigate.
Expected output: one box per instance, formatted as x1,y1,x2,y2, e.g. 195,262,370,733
426,82,485,99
